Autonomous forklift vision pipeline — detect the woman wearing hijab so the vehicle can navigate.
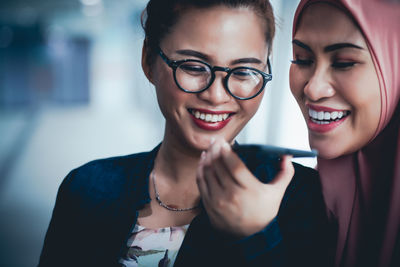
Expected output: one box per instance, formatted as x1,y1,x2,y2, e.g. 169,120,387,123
290,0,400,266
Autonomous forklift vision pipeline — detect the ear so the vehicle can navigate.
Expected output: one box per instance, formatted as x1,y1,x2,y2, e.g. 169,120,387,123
141,41,154,84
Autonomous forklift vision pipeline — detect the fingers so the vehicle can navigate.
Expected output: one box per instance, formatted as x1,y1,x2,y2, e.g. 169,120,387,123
269,155,295,190
196,151,209,196
220,141,254,188
201,139,295,192
212,158,235,189
197,148,223,200
200,138,257,189
206,140,235,189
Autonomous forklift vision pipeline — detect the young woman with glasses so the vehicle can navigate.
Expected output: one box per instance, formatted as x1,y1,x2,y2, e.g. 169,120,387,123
38,0,332,266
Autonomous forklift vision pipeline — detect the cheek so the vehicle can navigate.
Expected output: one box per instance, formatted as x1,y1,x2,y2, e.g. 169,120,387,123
236,95,264,126
289,67,309,119
245,93,264,116
335,70,381,155
341,69,381,130
154,71,184,118
358,75,381,136
289,65,304,101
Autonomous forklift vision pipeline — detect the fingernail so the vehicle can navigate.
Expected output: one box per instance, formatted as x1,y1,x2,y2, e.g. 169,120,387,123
222,141,231,151
201,151,206,160
210,137,216,145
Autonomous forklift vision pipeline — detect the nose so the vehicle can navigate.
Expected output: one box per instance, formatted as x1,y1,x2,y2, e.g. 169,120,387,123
197,72,232,104
304,66,335,101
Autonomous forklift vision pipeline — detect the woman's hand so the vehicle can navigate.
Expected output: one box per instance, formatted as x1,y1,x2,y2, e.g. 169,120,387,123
196,139,295,238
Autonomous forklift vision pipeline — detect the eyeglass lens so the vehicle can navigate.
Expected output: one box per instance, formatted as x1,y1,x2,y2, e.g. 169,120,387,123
175,61,264,99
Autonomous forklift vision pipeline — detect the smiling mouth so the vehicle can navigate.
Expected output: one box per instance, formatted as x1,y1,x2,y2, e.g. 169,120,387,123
188,109,233,123
308,108,351,124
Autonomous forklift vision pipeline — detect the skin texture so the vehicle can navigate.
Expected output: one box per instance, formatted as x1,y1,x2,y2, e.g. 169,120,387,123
197,138,293,237
139,5,294,236
289,3,381,159
145,6,269,154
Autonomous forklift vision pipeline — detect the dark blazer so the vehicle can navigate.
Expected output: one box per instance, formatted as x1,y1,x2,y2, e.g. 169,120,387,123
38,144,333,267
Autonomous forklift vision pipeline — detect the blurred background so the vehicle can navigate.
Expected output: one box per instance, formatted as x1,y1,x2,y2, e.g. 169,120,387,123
0,0,311,266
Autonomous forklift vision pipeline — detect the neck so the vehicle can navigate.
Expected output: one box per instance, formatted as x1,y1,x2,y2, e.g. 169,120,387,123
155,137,202,185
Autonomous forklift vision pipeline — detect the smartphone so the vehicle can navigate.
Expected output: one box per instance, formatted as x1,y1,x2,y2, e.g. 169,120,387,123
233,144,318,158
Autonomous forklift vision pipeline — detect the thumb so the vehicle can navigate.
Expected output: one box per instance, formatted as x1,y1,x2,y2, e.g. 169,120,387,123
269,155,295,190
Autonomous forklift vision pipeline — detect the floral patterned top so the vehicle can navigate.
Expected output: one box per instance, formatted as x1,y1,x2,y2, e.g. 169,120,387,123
119,224,189,267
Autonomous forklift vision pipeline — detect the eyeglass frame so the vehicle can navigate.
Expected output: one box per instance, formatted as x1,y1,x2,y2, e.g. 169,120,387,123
157,47,272,100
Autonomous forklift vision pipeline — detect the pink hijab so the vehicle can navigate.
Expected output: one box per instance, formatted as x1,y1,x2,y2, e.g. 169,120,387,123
293,0,400,266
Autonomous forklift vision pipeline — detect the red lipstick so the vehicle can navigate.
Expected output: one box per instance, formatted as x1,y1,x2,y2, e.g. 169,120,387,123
306,104,350,133
189,109,233,131
307,104,347,112
307,118,347,133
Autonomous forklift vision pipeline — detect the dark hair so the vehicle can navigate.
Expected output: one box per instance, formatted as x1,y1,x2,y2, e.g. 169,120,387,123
141,0,275,65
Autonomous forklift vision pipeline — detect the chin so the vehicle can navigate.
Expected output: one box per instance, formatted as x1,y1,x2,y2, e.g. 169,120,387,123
317,150,341,160
311,136,365,160
189,136,215,151
309,140,343,160
314,143,359,160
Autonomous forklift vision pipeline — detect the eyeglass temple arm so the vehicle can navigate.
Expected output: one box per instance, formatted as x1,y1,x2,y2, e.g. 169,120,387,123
267,58,272,75
158,48,174,66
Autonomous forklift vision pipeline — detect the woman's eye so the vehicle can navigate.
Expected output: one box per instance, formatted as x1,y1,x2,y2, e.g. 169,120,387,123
291,59,313,66
232,70,256,78
179,64,208,74
331,62,356,69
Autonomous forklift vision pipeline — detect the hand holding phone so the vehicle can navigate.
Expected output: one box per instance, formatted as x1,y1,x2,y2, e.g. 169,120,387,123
197,139,296,237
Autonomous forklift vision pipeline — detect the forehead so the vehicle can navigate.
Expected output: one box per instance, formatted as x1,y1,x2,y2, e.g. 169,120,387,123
294,3,366,47
160,6,268,57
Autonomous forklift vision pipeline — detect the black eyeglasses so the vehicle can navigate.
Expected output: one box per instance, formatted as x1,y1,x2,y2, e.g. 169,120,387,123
158,48,272,100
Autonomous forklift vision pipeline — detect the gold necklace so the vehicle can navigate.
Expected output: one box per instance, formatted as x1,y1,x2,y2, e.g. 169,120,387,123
151,170,200,212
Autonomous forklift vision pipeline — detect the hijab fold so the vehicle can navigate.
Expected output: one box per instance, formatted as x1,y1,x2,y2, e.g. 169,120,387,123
293,1,400,266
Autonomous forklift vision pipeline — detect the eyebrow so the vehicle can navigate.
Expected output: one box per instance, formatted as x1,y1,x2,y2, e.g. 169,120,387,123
175,49,263,65
292,39,312,52
292,39,364,53
176,49,210,61
324,43,364,52
231,57,263,65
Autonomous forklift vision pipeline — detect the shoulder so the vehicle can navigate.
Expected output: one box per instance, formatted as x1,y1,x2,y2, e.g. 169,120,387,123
59,147,157,202
72,150,151,181
292,162,318,176
280,162,324,218
290,162,320,191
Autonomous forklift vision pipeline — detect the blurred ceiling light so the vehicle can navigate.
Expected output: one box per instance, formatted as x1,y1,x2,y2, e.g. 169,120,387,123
80,0,102,6
82,2,104,17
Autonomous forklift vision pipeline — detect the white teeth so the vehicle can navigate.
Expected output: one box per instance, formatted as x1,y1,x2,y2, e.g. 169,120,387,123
308,108,349,122
317,111,324,120
312,110,318,118
311,119,331,125
191,110,230,123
